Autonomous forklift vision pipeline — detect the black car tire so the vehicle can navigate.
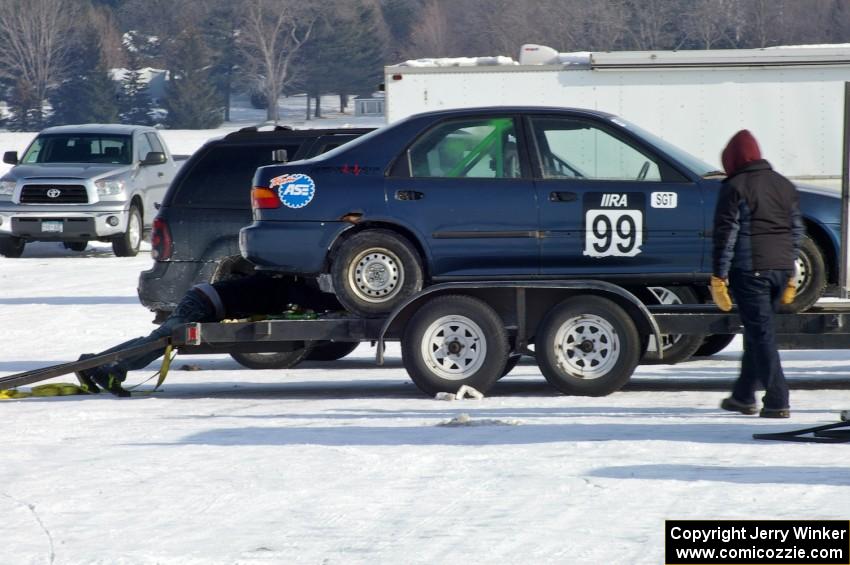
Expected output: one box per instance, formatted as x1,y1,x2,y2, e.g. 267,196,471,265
641,286,705,365
305,341,359,361
0,236,25,258
331,229,423,318
113,204,142,257
231,348,312,370
693,333,736,357
536,296,640,396
780,235,826,313
64,241,88,252
402,294,508,396
501,354,522,378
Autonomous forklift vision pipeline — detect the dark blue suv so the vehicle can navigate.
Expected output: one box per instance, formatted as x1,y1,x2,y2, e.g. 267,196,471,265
241,107,840,318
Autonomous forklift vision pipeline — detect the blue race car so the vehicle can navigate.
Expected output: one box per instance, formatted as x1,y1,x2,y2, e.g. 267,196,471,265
241,107,839,318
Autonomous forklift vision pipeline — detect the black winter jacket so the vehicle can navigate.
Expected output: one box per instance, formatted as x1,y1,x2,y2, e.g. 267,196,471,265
712,160,804,278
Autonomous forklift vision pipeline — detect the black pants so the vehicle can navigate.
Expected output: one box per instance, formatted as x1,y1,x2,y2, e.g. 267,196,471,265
728,269,791,410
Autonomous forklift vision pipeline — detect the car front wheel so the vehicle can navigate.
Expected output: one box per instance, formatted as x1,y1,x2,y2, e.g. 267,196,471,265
0,236,25,258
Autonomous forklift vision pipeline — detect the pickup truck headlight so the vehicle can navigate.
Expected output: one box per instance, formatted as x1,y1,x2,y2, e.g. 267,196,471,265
0,180,14,200
95,179,125,197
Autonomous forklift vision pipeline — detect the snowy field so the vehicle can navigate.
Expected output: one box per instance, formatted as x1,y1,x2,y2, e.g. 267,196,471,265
3,242,850,565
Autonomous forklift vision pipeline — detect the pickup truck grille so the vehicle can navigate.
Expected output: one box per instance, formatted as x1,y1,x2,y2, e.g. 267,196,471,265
20,185,88,204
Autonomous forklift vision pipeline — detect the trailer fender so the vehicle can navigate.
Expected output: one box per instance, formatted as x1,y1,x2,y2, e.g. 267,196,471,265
375,280,663,364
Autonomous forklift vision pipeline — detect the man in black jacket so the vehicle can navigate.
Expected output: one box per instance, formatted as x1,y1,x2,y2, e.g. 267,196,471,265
711,129,803,419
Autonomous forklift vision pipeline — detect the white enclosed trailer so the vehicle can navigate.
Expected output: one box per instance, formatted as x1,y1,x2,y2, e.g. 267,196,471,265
385,45,850,186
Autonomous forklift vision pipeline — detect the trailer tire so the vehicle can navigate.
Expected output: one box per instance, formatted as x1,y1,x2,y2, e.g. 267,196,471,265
305,341,359,361
641,286,705,364
402,294,508,396
331,229,423,318
780,235,826,313
0,236,25,258
536,296,640,396
693,333,736,357
500,354,522,378
231,348,311,370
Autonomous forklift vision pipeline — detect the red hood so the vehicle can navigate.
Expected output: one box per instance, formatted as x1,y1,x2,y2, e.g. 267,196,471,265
721,130,762,176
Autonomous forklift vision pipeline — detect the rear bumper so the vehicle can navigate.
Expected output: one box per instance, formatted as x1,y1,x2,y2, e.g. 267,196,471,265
240,220,348,274
137,259,217,314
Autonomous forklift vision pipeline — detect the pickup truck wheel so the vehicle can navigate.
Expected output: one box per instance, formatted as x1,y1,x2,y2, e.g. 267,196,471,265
780,235,826,313
331,229,423,317
231,348,311,370
113,205,142,257
536,296,640,396
402,295,508,396
64,241,88,252
0,236,25,258
641,286,705,364
305,341,359,361
693,333,736,357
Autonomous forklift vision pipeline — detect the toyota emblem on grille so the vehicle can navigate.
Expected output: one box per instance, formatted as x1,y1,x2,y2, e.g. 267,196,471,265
46,188,61,198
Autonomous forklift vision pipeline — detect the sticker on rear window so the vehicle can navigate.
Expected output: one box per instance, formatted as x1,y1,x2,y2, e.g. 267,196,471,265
271,173,316,209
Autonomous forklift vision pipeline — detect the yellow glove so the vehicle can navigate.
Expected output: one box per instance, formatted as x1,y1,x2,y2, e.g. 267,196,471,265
780,279,797,305
710,276,733,312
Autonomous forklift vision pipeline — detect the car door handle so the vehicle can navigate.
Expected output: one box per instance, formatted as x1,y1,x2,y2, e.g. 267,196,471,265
157,172,164,177
549,191,577,202
395,190,424,201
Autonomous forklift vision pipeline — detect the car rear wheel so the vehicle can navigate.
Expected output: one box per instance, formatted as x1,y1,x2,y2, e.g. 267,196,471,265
402,295,508,396
231,348,312,370
536,296,640,396
113,204,142,257
331,229,423,317
693,333,736,357
0,236,25,258
780,235,826,313
305,341,359,361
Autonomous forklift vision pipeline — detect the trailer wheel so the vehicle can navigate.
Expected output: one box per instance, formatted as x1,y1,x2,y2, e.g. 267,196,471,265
500,354,522,378
212,254,313,370
402,295,508,396
693,333,736,357
305,341,359,361
331,229,423,318
0,236,25,258
536,296,640,396
231,348,311,370
641,286,705,364
781,235,826,313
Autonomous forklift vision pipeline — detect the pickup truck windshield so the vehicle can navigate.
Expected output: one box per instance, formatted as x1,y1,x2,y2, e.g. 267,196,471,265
21,134,133,165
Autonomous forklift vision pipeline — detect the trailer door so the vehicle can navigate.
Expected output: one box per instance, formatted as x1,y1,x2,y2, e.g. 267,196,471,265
528,115,703,277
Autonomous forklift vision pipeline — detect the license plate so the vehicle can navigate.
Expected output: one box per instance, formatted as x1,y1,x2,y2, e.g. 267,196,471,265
41,220,63,233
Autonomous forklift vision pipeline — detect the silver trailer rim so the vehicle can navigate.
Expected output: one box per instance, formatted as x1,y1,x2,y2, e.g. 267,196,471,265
129,211,142,249
348,247,404,303
647,286,683,353
553,314,620,379
420,315,487,380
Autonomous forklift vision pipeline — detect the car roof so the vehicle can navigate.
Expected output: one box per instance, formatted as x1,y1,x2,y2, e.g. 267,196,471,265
221,126,376,142
408,106,617,120
38,124,155,135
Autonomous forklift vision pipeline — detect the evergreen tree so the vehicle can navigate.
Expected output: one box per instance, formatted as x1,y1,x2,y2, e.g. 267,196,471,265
6,78,45,131
51,36,120,125
163,28,223,129
119,54,154,125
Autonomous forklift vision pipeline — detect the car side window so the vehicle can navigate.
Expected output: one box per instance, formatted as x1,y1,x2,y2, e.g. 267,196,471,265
146,133,164,154
531,117,662,182
136,134,154,161
407,117,521,179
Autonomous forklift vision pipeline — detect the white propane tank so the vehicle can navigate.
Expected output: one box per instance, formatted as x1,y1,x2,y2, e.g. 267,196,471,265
518,44,560,65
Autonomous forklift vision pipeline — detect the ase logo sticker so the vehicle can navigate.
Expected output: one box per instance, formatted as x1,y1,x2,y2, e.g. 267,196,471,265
270,173,316,209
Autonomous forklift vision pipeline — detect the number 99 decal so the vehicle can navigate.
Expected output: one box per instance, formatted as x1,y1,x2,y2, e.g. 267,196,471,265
583,209,644,258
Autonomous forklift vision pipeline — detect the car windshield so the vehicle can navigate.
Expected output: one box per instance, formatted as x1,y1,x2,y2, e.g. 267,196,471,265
608,117,720,177
21,134,133,165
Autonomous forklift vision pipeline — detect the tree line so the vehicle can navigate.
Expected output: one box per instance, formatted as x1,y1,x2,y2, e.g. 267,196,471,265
0,0,848,131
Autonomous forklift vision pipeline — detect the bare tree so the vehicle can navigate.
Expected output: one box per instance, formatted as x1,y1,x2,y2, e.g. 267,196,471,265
0,0,77,125
408,0,454,58
239,0,317,123
682,0,740,49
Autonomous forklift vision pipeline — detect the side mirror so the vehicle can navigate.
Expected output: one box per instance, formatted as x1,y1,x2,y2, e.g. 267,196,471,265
141,151,166,166
272,149,288,163
3,151,18,165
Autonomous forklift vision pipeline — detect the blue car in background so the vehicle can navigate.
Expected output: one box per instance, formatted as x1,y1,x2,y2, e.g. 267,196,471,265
241,107,839,324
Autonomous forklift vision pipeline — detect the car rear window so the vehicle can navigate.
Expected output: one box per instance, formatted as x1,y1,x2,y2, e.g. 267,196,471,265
172,144,301,208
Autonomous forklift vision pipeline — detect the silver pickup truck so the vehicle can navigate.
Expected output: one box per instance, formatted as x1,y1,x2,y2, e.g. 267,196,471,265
0,124,183,257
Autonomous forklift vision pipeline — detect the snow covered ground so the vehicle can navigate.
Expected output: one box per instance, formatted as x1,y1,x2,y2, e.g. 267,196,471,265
2,242,850,565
